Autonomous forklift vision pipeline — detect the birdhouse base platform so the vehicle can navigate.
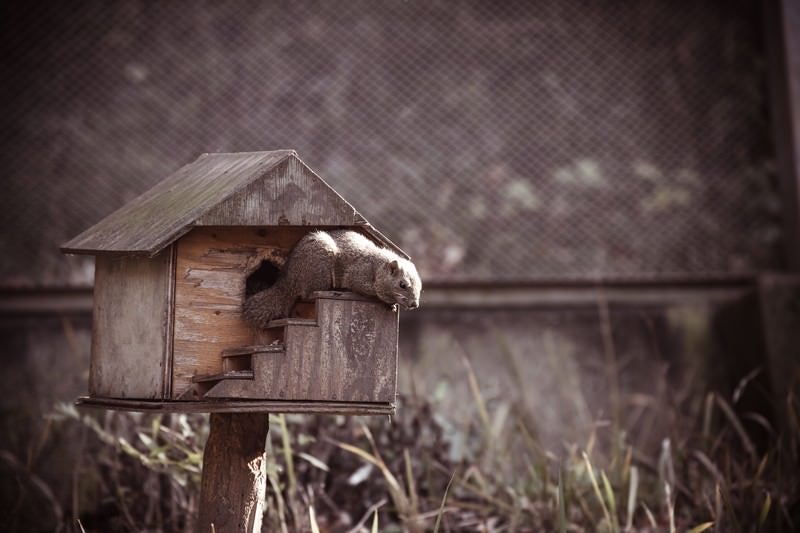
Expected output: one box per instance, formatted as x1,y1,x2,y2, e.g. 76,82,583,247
75,396,395,415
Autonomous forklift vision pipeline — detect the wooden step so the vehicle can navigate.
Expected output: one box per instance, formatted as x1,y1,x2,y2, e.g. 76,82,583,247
222,343,285,373
192,370,254,383
221,343,284,357
266,318,317,328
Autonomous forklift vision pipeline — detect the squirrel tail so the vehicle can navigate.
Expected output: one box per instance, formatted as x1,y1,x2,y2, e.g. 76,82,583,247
242,278,293,328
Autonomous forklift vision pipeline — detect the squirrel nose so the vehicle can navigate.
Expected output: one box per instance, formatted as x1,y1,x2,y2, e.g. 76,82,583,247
409,302,418,309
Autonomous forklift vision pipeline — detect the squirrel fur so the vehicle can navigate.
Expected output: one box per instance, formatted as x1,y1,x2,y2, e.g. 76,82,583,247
243,230,422,328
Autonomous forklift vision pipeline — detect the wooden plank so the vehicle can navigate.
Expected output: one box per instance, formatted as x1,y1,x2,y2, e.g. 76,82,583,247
171,226,308,398
198,413,269,533
221,344,284,357
76,396,396,415
162,244,177,398
317,297,398,402
192,371,254,383
266,318,317,328
91,250,172,399
285,322,321,400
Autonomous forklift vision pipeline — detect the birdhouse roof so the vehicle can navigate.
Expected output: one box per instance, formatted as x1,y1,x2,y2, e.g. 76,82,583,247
61,150,406,258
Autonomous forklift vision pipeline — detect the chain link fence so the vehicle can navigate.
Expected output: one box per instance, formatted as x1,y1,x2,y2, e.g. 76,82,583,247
0,0,782,287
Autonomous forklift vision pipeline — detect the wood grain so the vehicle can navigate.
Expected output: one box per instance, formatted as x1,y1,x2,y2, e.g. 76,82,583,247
204,292,398,403
198,413,269,533
319,296,398,402
171,226,307,398
197,155,358,226
91,249,172,399
76,396,396,415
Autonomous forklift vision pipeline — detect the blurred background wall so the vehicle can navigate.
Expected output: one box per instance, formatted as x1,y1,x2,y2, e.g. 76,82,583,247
2,0,799,527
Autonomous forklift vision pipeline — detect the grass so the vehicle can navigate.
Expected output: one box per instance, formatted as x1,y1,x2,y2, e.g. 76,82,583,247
9,340,799,531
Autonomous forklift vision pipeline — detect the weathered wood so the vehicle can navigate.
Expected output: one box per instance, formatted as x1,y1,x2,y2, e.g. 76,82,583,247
319,296,398,402
221,344,284,357
192,371,255,383
171,226,307,398
91,249,172,399
197,155,358,227
266,317,318,327
163,244,178,398
198,413,269,533
204,293,398,402
75,396,396,415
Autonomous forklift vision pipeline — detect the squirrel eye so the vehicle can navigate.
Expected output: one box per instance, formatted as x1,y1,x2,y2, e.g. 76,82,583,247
399,281,408,289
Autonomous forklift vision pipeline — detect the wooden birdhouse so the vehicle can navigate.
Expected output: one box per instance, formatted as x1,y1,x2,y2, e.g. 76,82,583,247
62,150,405,415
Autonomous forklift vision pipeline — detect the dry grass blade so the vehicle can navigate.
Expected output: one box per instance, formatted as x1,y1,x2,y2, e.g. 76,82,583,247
665,482,676,533
557,469,567,533
583,452,613,530
758,492,771,531
625,466,639,532
332,437,418,531
687,522,714,533
715,395,758,464
702,392,715,441
404,448,419,516
309,506,321,533
265,438,289,533
277,414,297,495
732,367,761,404
601,471,620,533
296,452,329,472
641,502,657,529
432,470,456,533
753,453,769,485
346,499,387,533
692,450,723,484
658,439,675,495
458,350,492,436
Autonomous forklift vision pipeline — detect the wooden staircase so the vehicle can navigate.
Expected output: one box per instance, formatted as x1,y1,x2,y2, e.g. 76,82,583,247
191,291,398,403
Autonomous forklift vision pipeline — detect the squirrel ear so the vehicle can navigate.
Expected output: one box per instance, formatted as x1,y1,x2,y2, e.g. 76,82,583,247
389,259,399,275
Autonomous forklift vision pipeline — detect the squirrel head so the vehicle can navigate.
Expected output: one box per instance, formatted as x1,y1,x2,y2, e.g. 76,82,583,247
376,257,422,310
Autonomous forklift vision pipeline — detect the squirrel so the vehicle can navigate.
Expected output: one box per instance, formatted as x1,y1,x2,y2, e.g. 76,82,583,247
243,230,422,328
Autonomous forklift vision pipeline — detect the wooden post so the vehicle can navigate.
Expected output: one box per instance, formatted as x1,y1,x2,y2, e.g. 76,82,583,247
765,0,800,269
197,413,269,533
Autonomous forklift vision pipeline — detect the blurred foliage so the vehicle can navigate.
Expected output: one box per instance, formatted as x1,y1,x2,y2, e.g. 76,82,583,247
1,358,795,532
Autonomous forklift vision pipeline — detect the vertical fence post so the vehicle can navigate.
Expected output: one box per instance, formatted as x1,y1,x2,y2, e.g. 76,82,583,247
197,412,270,533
